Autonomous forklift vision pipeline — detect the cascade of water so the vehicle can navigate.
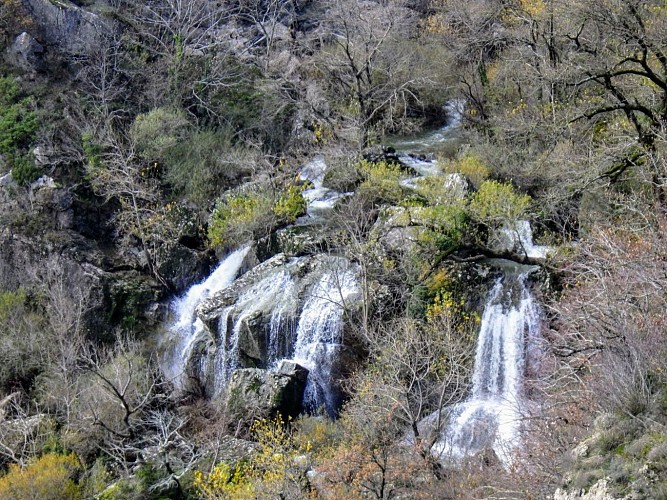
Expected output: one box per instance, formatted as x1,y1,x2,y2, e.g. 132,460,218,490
268,278,298,364
299,156,349,219
433,267,541,465
210,268,295,397
160,246,250,387
390,98,465,155
291,266,358,416
498,220,552,260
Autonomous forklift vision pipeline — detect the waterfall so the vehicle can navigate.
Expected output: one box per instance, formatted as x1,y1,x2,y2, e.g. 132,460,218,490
160,246,250,389
291,265,358,416
433,265,541,465
299,155,349,219
210,267,296,397
497,220,552,260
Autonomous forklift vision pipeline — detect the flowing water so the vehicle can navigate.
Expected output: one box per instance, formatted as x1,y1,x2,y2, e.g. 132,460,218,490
299,155,350,220
389,99,465,155
210,266,299,397
498,220,552,260
291,265,358,416
432,263,541,465
159,97,543,433
160,246,250,389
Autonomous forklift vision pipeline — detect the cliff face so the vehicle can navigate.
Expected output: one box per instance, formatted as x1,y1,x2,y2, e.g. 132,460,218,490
18,0,115,53
0,176,168,339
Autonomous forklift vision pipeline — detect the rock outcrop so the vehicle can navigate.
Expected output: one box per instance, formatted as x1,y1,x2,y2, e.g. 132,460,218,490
0,175,165,339
6,32,45,72
223,361,309,422
18,0,115,54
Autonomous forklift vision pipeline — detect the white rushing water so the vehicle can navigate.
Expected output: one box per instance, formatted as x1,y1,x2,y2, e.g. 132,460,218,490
394,99,466,188
390,99,465,155
292,265,358,416
432,266,541,466
498,220,553,260
211,267,296,397
299,155,350,219
161,246,250,388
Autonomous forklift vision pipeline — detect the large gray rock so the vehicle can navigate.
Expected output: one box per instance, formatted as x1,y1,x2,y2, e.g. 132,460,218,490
275,224,329,256
0,180,164,339
156,243,210,292
17,0,115,54
553,479,616,500
184,253,363,405
198,253,291,322
223,361,309,421
442,173,472,200
489,220,552,262
370,205,443,255
6,32,45,72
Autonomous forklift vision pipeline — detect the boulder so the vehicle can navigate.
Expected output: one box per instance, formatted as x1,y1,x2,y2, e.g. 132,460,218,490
369,206,424,255
6,32,45,72
186,254,362,405
489,220,552,262
0,172,16,188
442,172,472,200
17,0,116,55
553,479,614,500
214,435,259,462
156,242,211,292
275,224,329,256
198,252,292,323
223,361,309,421
362,145,400,165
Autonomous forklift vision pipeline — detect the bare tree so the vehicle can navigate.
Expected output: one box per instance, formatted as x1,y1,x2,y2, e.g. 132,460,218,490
0,394,51,468
134,0,235,57
73,32,133,127
314,0,428,147
237,0,297,72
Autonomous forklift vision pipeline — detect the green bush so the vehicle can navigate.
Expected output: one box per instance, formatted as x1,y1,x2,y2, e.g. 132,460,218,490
0,76,38,156
81,132,103,169
130,107,191,162
208,189,276,250
208,181,307,250
468,180,531,226
356,159,405,205
165,129,256,205
10,153,41,186
417,204,469,253
440,153,490,189
273,184,307,223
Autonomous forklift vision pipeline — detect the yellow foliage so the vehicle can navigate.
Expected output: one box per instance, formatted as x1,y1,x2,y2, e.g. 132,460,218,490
518,0,546,17
0,453,82,500
273,184,307,223
357,159,405,204
469,180,532,225
195,414,312,499
440,154,490,189
193,462,254,500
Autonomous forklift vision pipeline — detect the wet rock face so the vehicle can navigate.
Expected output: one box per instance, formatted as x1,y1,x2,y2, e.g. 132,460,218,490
489,220,553,263
223,361,309,422
180,253,362,412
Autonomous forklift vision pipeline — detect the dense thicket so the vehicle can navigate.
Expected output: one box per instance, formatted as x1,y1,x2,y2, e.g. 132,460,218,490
0,0,666,497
